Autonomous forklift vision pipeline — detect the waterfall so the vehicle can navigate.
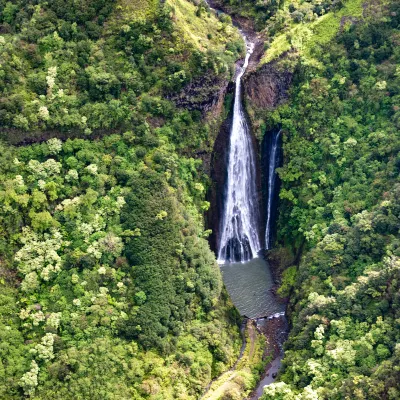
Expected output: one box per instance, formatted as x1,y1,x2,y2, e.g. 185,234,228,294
265,130,281,250
217,38,261,263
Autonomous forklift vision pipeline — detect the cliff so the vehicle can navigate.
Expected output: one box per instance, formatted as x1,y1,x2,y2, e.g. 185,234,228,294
244,58,293,111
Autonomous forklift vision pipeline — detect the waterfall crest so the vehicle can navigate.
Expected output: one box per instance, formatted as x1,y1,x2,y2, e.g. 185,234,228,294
217,39,261,263
265,130,281,250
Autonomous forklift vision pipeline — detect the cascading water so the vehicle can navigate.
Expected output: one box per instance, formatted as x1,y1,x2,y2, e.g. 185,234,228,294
265,129,281,249
202,5,288,397
217,38,261,263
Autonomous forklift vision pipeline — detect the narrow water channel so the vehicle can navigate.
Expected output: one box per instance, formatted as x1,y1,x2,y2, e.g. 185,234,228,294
205,2,288,397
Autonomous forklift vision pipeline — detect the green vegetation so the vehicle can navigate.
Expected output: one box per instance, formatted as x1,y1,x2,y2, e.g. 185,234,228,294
261,0,364,64
203,320,268,400
258,0,400,398
215,0,365,64
1,0,400,398
0,0,246,398
0,132,244,399
0,0,241,143
0,134,243,398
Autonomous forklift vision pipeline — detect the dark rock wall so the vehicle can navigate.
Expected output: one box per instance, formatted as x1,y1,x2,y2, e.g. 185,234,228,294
206,88,233,254
169,73,229,118
244,61,292,110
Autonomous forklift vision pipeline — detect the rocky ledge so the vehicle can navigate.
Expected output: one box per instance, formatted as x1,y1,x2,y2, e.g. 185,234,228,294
244,57,293,110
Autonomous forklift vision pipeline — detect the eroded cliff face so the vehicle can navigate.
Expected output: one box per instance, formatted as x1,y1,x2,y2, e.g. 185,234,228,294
206,105,231,254
244,59,293,110
169,73,230,119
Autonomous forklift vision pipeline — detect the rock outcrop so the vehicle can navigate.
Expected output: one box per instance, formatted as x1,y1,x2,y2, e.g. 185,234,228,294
206,90,233,253
169,73,229,118
244,59,293,110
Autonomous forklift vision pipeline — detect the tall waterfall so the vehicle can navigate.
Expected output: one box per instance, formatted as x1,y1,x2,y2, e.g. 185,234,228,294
265,130,281,250
217,39,261,263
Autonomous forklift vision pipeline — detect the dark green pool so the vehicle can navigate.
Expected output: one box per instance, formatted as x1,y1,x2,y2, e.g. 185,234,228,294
220,257,285,319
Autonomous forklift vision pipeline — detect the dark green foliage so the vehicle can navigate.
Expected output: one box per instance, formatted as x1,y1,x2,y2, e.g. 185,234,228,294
261,3,400,398
0,132,241,398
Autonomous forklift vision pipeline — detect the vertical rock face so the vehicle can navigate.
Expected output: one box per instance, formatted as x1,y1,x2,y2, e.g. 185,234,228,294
244,60,293,110
243,58,292,250
207,94,233,254
206,53,293,256
169,74,230,118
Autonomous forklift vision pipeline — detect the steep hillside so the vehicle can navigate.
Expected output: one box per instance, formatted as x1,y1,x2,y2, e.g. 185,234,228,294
235,0,400,398
0,0,244,398
0,0,242,146
206,0,400,397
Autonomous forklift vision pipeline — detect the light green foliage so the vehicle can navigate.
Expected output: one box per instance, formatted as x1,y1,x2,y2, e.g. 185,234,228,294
262,0,364,65
0,131,241,398
277,265,297,297
0,0,241,142
259,1,400,398
19,361,39,397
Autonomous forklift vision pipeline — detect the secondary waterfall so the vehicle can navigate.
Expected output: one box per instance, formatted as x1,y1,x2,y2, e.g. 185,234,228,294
265,130,281,249
217,38,261,263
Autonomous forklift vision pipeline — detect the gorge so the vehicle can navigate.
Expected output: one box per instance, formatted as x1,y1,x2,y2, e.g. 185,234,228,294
214,18,286,321
1,0,399,398
206,4,289,397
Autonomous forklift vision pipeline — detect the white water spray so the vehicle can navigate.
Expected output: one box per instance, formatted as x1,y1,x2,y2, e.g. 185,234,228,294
218,38,261,263
265,130,281,250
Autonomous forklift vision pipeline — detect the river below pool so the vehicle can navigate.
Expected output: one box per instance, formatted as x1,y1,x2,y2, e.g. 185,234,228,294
220,257,285,319
220,257,288,399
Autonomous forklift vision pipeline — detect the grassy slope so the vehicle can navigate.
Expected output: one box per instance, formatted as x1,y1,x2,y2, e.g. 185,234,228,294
261,0,364,65
109,0,241,52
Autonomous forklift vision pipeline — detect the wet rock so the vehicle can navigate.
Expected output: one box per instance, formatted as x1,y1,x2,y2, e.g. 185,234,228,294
206,82,263,253
206,88,233,253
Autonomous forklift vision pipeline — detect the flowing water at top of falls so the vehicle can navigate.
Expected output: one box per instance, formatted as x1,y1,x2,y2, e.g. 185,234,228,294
217,38,261,263
265,129,281,249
